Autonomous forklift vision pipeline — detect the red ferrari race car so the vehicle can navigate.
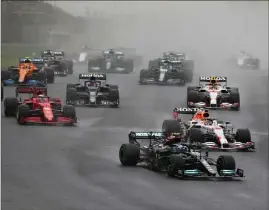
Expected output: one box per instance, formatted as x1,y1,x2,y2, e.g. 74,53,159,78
3,86,77,125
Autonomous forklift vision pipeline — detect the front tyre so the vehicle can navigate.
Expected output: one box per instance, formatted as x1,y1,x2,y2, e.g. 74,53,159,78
119,144,140,166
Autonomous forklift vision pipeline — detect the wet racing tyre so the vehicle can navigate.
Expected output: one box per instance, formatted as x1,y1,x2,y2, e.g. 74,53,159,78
162,120,182,133
17,104,30,125
35,71,47,84
44,67,55,84
187,90,199,106
63,105,76,120
167,155,185,177
235,128,251,143
66,60,74,74
229,91,240,110
1,70,11,81
216,155,236,176
189,128,205,143
4,97,18,116
119,143,140,166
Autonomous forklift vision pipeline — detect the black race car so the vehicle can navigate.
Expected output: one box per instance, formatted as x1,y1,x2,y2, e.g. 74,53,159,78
88,49,134,74
48,59,68,76
119,131,245,179
66,73,120,107
41,50,68,76
237,51,260,70
139,58,193,85
53,51,74,74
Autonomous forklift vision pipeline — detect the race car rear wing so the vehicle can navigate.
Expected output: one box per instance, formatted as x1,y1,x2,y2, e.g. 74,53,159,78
53,51,65,56
128,131,164,146
16,85,47,96
79,73,106,80
199,76,227,85
19,58,44,63
129,132,164,140
173,107,204,114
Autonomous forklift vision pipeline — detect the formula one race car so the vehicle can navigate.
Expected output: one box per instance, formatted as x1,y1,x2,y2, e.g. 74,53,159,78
187,76,240,110
237,51,260,70
88,49,134,73
163,51,187,61
140,53,194,85
145,52,194,83
161,107,255,151
53,50,74,74
41,50,69,76
3,86,77,125
140,58,188,85
119,131,244,179
1,57,55,85
66,73,120,107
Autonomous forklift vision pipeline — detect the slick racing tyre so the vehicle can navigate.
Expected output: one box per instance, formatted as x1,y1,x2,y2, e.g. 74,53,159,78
44,67,55,84
119,144,140,166
216,155,236,176
235,129,251,143
4,97,18,117
17,104,30,125
167,155,185,177
66,84,77,104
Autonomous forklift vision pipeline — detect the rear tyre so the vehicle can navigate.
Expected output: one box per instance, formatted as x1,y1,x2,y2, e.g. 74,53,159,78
44,67,55,84
66,85,77,104
162,120,181,133
119,144,140,166
66,60,74,74
189,128,205,143
35,71,47,84
187,90,199,107
229,90,240,110
4,97,18,117
1,70,11,81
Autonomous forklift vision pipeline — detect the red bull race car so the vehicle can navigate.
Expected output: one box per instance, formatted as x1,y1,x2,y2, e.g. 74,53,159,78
161,107,255,151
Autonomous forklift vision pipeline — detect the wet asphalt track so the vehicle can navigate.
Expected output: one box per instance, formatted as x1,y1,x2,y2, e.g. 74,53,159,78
1,60,268,210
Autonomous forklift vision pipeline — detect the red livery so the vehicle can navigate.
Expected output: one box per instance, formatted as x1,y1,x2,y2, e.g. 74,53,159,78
4,86,77,125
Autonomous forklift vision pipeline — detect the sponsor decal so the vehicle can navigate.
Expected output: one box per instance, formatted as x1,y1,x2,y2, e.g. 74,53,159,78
135,132,163,137
200,76,227,81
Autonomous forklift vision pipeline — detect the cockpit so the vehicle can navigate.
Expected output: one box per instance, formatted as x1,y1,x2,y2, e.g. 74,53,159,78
36,94,49,103
84,80,101,87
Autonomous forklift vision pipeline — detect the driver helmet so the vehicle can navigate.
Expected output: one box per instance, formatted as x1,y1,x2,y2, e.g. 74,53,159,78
108,49,115,54
212,120,218,127
205,119,213,125
24,57,31,63
37,94,46,102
